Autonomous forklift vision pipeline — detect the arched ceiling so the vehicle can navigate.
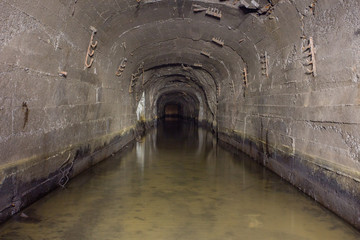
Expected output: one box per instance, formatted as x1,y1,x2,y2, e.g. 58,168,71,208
70,0,300,120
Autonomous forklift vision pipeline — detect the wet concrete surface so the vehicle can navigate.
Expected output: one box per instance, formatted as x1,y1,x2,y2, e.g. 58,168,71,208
0,119,359,240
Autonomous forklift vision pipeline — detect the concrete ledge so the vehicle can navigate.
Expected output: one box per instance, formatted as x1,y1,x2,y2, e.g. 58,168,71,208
0,127,137,223
218,130,360,231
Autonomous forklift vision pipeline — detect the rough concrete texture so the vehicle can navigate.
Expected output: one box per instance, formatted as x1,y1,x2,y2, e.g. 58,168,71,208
0,0,359,230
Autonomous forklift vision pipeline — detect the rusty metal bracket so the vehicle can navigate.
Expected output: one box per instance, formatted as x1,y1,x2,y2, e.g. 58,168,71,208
84,26,98,68
115,57,127,76
212,37,224,47
201,50,211,58
260,51,269,77
129,62,144,93
205,7,222,19
302,37,316,77
193,4,207,12
243,67,248,87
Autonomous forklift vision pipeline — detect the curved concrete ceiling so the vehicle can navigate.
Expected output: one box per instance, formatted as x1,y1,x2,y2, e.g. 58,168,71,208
71,0,297,120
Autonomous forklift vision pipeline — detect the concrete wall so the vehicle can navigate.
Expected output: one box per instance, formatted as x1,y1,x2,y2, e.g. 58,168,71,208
0,0,359,230
0,0,139,222
216,0,360,229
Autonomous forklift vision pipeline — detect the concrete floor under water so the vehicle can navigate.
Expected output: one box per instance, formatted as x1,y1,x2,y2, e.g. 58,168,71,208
0,119,359,240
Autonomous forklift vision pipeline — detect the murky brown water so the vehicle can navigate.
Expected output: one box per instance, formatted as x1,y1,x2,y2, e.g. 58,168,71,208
1,119,359,240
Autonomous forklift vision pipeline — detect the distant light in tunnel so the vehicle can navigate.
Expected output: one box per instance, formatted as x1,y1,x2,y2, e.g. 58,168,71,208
164,104,180,116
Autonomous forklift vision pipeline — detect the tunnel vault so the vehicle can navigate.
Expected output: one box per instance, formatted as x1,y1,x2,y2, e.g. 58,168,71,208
0,0,360,230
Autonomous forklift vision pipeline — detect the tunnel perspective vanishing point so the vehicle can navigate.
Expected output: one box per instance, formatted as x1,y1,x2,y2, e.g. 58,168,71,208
0,0,360,231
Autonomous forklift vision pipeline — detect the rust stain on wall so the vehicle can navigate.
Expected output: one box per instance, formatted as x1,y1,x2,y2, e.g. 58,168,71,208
22,102,29,129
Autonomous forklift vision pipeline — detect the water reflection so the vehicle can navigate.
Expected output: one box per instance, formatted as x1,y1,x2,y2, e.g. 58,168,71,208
156,118,199,151
0,119,359,240
136,141,145,172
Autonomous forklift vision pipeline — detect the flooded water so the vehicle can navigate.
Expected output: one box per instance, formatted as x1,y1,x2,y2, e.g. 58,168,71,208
0,119,359,240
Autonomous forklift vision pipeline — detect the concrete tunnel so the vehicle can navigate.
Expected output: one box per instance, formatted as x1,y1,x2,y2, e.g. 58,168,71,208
0,0,360,232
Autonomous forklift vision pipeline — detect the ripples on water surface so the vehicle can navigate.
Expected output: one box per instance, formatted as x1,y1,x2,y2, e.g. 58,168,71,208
0,119,359,240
